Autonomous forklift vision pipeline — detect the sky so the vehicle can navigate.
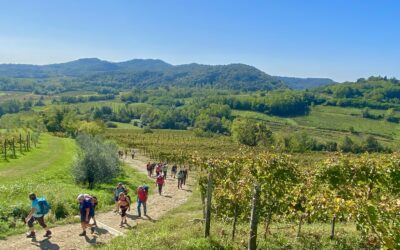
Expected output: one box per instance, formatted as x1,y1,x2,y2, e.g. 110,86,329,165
0,0,399,82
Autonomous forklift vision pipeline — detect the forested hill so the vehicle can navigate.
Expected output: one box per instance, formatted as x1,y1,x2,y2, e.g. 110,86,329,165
0,58,335,93
0,58,283,91
274,76,335,90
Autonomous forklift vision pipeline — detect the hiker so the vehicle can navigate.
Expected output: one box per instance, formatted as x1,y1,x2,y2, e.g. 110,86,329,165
131,150,135,159
177,169,184,189
78,194,94,236
183,167,189,186
151,163,156,176
162,163,168,179
89,195,98,227
118,193,130,227
146,162,152,177
25,193,52,238
118,150,123,158
137,185,148,217
156,174,165,195
114,182,126,212
124,149,128,159
124,189,132,205
155,163,161,176
171,164,177,179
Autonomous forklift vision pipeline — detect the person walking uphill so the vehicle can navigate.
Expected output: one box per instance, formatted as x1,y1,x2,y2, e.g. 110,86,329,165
78,194,94,236
137,185,148,217
118,193,130,227
177,169,184,189
156,174,165,195
114,183,126,212
25,193,52,238
162,163,168,179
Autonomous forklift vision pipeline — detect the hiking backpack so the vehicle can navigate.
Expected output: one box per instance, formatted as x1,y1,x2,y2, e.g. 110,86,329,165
37,198,51,215
138,187,147,201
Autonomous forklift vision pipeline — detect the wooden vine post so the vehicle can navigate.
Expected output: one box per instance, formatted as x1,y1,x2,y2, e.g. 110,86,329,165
204,171,213,238
3,139,7,160
12,138,16,158
19,133,22,154
248,183,260,250
25,134,29,151
330,214,336,240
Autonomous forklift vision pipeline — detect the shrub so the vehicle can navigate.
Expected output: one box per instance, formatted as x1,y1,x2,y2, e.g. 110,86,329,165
54,202,69,219
105,121,118,128
72,134,120,189
143,127,153,134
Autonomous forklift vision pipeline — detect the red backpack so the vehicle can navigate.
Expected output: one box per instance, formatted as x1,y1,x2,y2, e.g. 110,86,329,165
156,175,164,185
138,187,147,202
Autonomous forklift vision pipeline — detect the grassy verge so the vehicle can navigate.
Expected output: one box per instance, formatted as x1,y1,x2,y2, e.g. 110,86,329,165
102,185,363,250
0,134,150,238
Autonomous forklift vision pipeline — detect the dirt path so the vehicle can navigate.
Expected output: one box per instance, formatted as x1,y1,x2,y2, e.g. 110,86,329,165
1,154,193,250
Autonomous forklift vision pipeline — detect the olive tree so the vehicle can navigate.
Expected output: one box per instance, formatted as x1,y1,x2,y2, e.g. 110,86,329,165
72,134,120,189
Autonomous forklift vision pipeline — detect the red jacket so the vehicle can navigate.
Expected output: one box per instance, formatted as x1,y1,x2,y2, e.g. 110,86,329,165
156,175,164,185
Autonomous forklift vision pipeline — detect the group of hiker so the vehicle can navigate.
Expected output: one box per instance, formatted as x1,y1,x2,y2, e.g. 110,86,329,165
24,160,189,238
24,183,148,238
146,162,189,191
113,182,149,225
118,148,135,159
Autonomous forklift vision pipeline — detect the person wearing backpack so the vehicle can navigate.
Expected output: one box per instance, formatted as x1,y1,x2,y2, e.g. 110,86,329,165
171,164,177,179
118,193,130,227
25,193,52,238
156,174,165,195
90,196,98,228
78,194,94,236
183,167,189,186
177,169,184,189
155,163,161,176
137,185,148,217
83,194,97,234
114,183,125,213
162,163,168,179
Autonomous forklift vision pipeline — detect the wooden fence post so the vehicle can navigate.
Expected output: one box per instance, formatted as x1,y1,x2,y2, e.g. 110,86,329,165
204,171,213,238
248,183,260,250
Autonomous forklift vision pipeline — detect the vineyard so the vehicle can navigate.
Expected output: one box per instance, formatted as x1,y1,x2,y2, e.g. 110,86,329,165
105,129,239,164
106,128,400,249
0,129,40,162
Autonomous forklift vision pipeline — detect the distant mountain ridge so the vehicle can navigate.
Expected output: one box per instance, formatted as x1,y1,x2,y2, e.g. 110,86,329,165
0,58,335,90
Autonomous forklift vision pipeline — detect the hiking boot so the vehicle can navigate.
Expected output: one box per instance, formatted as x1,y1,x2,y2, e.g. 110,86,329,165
90,226,95,234
43,230,52,237
79,231,86,237
26,232,36,238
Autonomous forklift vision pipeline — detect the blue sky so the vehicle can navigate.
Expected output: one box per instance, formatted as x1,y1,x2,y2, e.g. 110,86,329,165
0,0,399,82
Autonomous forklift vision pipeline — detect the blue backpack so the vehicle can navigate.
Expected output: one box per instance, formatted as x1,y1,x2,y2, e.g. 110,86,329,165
37,198,51,215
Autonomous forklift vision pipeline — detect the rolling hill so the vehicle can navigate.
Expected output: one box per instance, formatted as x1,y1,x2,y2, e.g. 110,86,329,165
0,58,336,92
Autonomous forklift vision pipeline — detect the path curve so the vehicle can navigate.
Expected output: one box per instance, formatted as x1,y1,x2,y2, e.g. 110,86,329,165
1,153,192,250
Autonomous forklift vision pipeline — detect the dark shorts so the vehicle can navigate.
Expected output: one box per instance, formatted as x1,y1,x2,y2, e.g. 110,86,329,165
120,206,128,217
28,216,47,228
80,214,93,223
